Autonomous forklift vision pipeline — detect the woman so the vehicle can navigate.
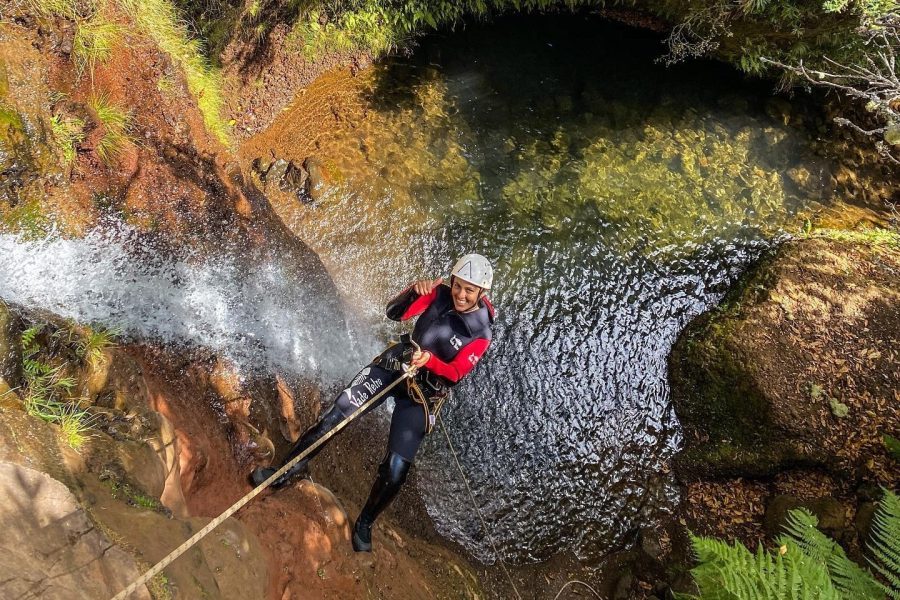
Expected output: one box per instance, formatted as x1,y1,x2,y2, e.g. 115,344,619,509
250,253,495,552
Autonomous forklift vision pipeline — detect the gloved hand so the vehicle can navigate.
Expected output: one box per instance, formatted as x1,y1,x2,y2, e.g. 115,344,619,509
411,350,431,368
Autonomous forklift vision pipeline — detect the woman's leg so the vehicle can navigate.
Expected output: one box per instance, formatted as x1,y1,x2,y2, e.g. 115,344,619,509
352,395,426,551
250,363,401,488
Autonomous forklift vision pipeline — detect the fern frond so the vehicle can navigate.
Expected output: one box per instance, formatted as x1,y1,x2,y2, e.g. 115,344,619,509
868,491,900,599
868,490,900,600
781,509,840,563
21,324,44,356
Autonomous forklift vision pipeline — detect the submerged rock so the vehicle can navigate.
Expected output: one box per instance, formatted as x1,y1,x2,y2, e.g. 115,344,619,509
303,156,330,202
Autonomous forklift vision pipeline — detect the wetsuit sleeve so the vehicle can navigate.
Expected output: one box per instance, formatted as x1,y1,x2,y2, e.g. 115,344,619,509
424,338,490,383
385,285,439,321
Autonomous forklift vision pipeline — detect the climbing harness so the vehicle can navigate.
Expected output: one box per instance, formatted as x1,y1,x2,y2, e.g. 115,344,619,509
376,334,450,434
406,371,449,434
108,365,418,600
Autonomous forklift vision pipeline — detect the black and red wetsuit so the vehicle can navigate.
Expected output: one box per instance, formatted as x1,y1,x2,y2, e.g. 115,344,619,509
332,282,495,461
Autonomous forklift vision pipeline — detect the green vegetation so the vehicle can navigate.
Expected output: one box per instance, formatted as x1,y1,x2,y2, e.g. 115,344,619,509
107,479,165,511
73,15,122,76
49,114,85,165
20,0,229,146
74,325,119,369
88,93,133,164
685,490,900,599
118,0,229,144
147,573,174,600
24,0,96,19
884,434,900,461
798,227,900,248
0,198,53,238
19,324,95,450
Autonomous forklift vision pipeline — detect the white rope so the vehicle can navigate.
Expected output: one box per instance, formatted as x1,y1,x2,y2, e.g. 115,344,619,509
552,579,604,599
108,370,414,600
437,413,524,600
438,414,605,600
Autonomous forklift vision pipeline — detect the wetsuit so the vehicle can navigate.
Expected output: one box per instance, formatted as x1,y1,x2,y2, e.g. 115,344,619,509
331,282,495,460
250,280,494,551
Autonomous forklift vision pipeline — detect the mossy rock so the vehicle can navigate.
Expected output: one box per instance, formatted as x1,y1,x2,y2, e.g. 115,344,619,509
669,236,900,482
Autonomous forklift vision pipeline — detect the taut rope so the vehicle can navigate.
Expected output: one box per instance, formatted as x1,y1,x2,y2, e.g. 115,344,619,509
109,369,416,600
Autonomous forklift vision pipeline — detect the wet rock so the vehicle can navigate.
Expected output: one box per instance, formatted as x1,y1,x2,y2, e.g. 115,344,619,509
786,165,811,188
252,155,274,177
0,302,20,388
613,570,634,600
639,527,667,565
303,156,330,202
764,495,846,538
765,97,793,125
670,238,900,480
282,160,309,201
854,501,877,543
265,158,289,186
0,462,152,600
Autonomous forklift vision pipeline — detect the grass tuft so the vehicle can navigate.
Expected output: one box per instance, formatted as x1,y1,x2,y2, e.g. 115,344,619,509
73,16,122,77
49,114,85,165
20,322,97,450
88,93,133,164
75,325,119,369
26,0,98,19
57,403,95,450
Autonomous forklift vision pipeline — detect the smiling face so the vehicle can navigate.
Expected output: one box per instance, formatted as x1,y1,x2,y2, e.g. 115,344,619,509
451,277,482,312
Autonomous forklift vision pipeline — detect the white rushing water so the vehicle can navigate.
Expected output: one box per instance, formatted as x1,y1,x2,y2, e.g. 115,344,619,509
0,223,373,382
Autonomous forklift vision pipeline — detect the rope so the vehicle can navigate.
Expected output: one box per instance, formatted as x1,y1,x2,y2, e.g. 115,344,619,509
438,414,605,600
437,413,523,600
552,579,604,600
109,370,415,600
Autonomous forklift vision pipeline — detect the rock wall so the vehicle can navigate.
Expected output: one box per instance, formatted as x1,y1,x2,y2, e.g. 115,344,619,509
669,233,900,550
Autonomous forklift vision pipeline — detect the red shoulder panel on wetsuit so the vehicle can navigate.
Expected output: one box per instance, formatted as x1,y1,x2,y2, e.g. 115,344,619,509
400,286,439,320
424,337,490,383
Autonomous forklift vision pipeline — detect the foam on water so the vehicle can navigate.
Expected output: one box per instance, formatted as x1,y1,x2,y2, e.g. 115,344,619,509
0,223,371,382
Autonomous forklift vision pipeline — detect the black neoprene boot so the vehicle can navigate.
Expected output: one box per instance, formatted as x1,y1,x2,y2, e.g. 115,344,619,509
249,404,346,489
352,452,411,552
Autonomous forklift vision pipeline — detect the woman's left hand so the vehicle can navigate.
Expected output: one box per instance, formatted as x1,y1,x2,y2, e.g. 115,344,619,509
411,350,431,368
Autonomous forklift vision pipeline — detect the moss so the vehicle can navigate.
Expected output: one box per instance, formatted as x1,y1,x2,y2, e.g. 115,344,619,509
107,479,166,512
0,198,53,238
668,250,792,478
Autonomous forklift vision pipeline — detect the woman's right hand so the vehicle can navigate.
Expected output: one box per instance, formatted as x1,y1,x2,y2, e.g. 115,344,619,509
413,277,443,296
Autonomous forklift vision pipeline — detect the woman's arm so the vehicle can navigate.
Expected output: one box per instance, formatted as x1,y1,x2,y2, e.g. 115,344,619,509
385,278,443,321
416,338,491,383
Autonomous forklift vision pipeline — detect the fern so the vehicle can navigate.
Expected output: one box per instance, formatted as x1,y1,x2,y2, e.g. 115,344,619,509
688,492,900,600
869,490,900,599
781,508,883,599
688,535,841,599
21,324,44,356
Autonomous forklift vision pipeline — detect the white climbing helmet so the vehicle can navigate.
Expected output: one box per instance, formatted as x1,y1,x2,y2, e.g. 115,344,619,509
451,253,493,290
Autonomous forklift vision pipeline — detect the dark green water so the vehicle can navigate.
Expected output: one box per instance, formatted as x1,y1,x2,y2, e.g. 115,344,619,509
275,16,834,563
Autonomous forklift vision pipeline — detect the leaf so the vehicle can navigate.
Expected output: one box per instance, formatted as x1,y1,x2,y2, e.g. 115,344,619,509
810,383,824,400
